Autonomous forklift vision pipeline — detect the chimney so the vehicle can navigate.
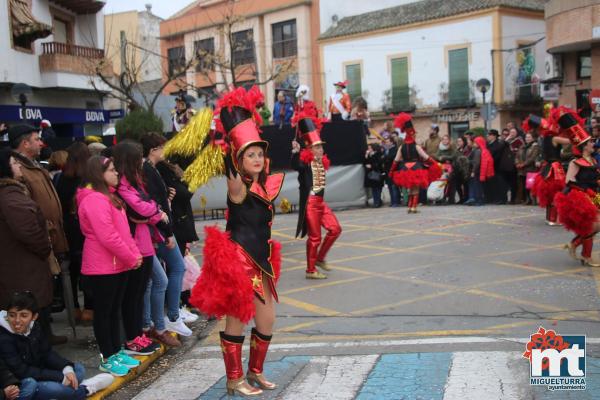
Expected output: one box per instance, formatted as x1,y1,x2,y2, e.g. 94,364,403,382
145,3,152,13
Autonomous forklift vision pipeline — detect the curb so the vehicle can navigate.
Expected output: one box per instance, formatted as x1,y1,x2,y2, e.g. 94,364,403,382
88,334,175,400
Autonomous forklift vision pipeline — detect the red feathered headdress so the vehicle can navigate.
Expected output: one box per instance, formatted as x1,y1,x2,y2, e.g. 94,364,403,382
292,110,327,147
550,106,590,147
522,114,556,137
214,86,267,172
393,113,416,144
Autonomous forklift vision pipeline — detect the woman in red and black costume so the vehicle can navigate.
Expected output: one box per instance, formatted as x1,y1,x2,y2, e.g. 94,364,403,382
389,113,442,213
524,114,570,225
291,111,341,280
553,107,600,267
190,86,284,396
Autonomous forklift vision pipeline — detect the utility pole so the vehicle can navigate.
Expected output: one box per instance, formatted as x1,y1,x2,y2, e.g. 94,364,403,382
120,30,127,115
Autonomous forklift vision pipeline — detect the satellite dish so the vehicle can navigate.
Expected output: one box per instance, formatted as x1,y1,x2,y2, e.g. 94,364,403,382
11,83,32,105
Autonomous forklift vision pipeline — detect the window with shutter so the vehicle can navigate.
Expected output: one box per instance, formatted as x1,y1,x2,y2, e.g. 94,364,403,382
391,57,409,111
232,29,255,67
194,38,215,72
448,48,469,106
345,64,362,99
167,46,186,77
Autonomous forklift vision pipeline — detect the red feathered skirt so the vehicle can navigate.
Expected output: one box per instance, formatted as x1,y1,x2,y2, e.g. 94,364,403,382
554,188,599,237
531,161,565,208
190,226,281,324
391,160,441,189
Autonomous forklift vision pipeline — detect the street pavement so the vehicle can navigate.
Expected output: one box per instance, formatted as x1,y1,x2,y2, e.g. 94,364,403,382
125,204,600,399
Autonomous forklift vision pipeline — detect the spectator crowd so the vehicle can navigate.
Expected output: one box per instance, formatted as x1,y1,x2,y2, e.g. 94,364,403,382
0,124,201,399
362,116,600,208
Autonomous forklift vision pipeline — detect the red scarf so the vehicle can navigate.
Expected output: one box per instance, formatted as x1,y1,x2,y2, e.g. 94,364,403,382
474,136,494,181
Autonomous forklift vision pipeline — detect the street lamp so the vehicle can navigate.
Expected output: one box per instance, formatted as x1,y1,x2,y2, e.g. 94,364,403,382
10,83,33,122
476,78,491,131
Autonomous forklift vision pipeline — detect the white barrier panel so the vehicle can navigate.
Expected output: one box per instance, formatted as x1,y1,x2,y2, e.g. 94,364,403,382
191,164,366,213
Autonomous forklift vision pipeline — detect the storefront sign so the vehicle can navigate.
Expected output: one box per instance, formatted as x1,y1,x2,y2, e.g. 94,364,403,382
0,105,124,124
434,111,480,123
590,89,600,112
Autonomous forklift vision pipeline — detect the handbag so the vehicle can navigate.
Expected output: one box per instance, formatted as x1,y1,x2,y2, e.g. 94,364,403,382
48,250,61,276
367,170,382,182
526,172,539,190
182,254,201,291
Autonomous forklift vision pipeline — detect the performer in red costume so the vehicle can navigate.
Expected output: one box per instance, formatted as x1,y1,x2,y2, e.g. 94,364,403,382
190,86,285,396
389,113,441,213
293,84,319,120
291,111,341,279
553,107,600,267
525,114,571,225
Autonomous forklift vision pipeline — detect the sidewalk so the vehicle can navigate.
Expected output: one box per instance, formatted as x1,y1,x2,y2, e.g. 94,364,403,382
48,307,210,399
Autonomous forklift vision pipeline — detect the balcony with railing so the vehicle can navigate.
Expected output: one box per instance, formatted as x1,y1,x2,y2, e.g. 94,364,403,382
39,41,112,77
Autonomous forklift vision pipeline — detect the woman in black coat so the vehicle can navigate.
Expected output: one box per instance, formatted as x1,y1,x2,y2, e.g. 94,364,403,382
364,143,385,207
55,142,92,322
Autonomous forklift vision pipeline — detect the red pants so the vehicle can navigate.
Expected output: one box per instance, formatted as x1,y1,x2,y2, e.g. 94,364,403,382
305,195,342,273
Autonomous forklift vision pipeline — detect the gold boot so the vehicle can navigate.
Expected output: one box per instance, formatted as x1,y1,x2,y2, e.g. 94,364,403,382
226,377,263,396
247,371,276,390
306,271,327,279
315,260,331,271
581,257,600,267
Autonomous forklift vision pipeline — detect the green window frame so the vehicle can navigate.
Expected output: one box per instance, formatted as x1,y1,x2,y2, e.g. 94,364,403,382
448,48,469,105
345,63,362,99
391,57,409,110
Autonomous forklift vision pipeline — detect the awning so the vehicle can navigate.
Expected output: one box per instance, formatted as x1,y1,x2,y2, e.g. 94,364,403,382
10,0,52,41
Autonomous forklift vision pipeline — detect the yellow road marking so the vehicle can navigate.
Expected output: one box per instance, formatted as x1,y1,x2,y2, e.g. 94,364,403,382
278,296,345,317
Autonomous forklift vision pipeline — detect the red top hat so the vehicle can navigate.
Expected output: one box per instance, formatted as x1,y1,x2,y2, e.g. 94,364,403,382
393,113,416,144
522,114,556,137
292,110,325,147
215,86,267,172
551,106,590,146
333,80,348,89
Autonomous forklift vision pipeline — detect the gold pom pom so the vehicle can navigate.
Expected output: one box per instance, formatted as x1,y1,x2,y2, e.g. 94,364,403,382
164,108,213,158
279,197,291,213
182,144,225,192
593,193,600,209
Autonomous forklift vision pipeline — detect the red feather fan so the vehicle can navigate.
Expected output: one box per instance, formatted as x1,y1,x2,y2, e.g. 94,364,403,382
554,190,597,237
214,86,264,135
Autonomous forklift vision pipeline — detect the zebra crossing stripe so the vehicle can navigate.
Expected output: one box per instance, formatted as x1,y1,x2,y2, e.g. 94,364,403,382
279,355,378,400
443,351,529,400
131,359,224,400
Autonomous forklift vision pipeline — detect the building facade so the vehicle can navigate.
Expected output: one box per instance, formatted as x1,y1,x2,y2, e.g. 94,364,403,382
319,0,547,140
544,0,599,118
0,0,119,138
159,0,321,112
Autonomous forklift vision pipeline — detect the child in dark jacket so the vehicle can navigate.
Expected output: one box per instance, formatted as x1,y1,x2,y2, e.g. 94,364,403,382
0,357,36,400
0,292,113,399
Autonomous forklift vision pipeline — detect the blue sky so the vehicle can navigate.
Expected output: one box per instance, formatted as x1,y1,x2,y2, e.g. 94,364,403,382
103,0,193,19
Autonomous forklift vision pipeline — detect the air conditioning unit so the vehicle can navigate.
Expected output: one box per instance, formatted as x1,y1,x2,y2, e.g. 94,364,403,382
544,54,562,79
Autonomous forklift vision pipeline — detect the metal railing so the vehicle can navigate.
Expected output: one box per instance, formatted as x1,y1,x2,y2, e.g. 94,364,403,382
41,42,104,59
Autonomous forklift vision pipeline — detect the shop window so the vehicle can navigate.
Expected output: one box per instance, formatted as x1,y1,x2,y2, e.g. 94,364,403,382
578,51,591,79
272,19,297,59
232,29,255,67
345,63,362,100
448,48,469,106
391,57,409,111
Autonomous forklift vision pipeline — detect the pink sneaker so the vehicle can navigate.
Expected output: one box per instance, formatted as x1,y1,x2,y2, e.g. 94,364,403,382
123,336,159,355
139,334,154,347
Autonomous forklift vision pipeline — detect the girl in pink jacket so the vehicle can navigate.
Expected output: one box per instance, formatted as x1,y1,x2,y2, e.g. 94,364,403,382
113,141,168,355
77,156,142,377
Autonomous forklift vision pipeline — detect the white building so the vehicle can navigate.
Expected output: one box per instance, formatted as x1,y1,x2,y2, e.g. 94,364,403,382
319,0,547,138
0,0,118,139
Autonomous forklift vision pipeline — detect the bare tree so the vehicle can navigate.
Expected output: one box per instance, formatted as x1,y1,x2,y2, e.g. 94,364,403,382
86,0,294,113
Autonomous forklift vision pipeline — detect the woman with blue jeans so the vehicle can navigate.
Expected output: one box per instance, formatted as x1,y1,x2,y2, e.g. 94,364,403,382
141,134,192,338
